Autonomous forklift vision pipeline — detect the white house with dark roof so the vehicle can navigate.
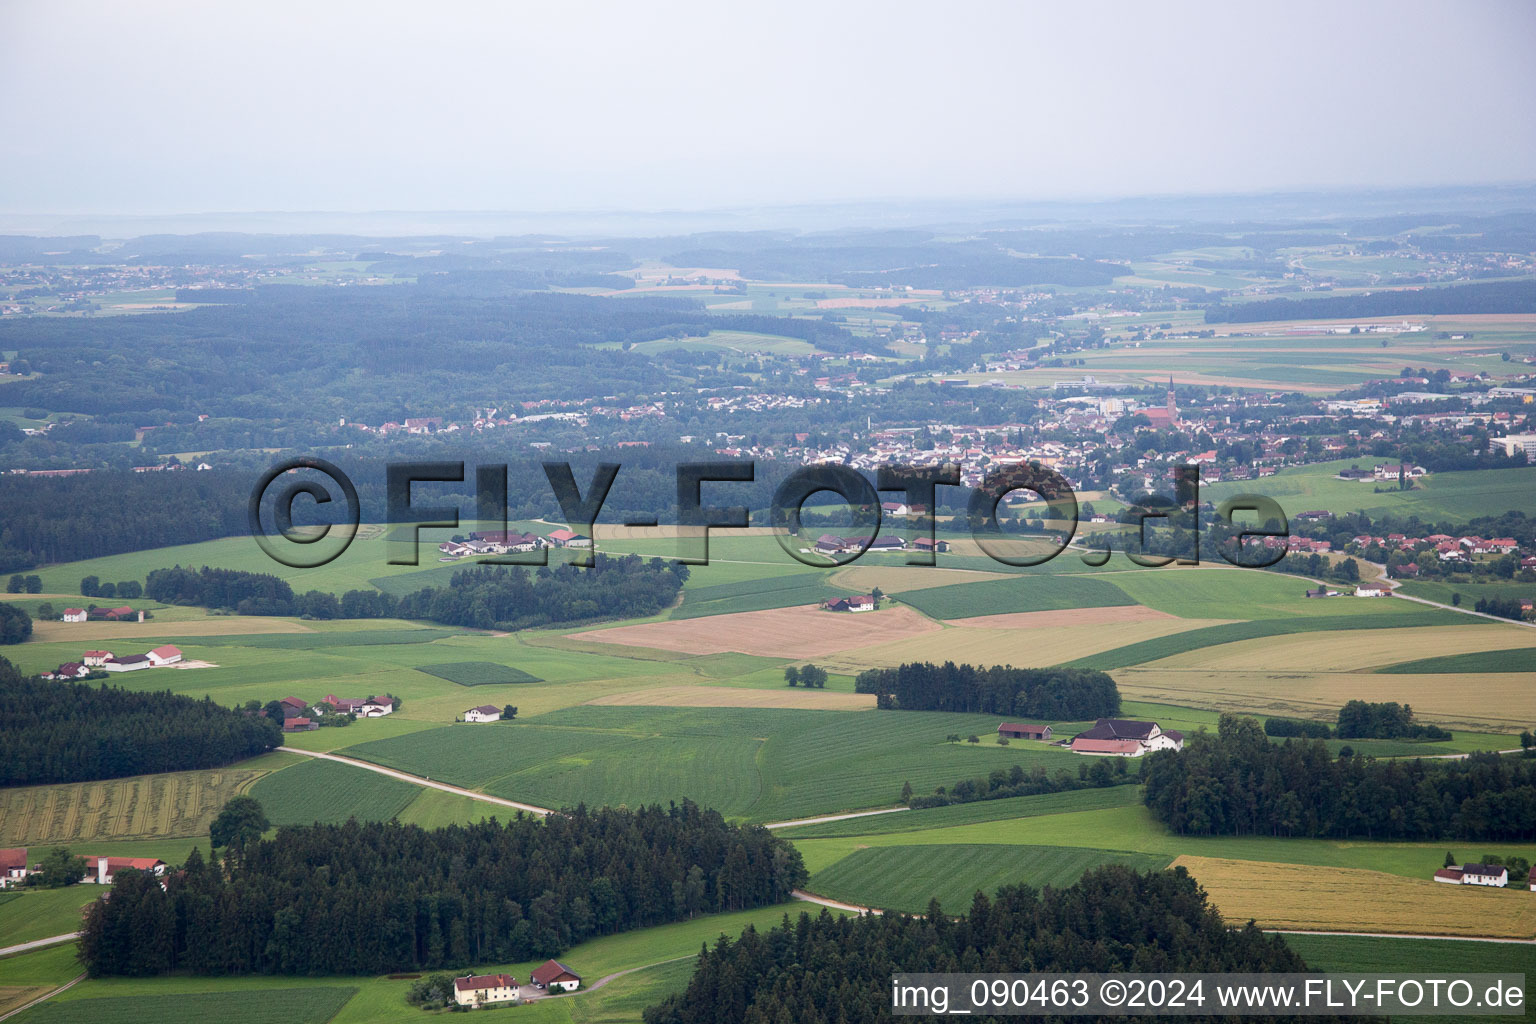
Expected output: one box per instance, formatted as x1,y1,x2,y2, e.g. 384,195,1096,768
464,705,502,723
1070,719,1184,757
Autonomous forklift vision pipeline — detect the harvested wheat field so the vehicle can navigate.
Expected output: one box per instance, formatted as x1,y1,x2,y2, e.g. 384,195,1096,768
0,768,263,846
1144,624,1536,673
946,605,1184,630
815,617,1230,675
586,684,875,710
571,604,940,659
1173,856,1536,939
830,565,1012,594
1116,668,1536,729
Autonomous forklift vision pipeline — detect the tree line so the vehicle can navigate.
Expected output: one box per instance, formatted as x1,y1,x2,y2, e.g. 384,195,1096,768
1265,701,1451,742
643,864,1354,1024
904,756,1134,810
79,802,807,977
145,565,298,616
1205,280,1536,323
1143,714,1536,840
0,659,279,785
854,662,1120,719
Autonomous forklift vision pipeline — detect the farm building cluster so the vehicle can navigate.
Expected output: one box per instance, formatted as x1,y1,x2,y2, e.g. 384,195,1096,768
996,718,1184,758
60,605,143,623
452,960,583,1006
438,529,590,561
1433,863,1534,890
0,848,166,888
276,693,398,732
45,644,182,679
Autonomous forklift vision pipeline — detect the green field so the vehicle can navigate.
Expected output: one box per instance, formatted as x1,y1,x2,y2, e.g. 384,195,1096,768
0,886,96,947
342,706,1088,822
670,572,848,619
16,987,358,1024
1067,610,1464,669
1377,648,1536,674
1205,460,1536,522
777,785,1146,839
807,843,1171,913
895,573,1133,619
246,758,421,828
414,661,542,685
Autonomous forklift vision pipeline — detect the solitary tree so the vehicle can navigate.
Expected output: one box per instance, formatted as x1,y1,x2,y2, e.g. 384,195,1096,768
900,780,913,804
1444,850,1457,868
502,705,518,720
211,796,269,850
783,666,800,687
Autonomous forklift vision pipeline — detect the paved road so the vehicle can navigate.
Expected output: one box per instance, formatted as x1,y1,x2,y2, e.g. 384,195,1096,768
0,973,85,1023
276,747,551,816
0,932,80,957
765,807,908,830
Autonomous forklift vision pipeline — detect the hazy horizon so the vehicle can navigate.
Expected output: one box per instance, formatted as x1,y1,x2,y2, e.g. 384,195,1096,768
3,0,1534,220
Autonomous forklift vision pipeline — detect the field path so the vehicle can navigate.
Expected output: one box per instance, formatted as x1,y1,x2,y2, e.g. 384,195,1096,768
764,807,909,829
793,889,883,915
0,932,80,958
1267,929,1536,945
276,747,552,816
0,973,85,1023
522,954,696,1003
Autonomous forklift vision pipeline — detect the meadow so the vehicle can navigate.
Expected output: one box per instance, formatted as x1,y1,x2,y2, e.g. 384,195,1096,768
15,987,360,1024
0,885,97,947
1378,647,1536,674
341,705,1089,823
246,758,421,828
414,661,542,685
893,573,1133,619
806,843,1170,913
1204,459,1536,522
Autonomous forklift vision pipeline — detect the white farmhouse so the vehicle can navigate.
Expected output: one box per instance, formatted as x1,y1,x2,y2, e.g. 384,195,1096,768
1070,719,1185,757
464,705,502,723
453,973,518,1007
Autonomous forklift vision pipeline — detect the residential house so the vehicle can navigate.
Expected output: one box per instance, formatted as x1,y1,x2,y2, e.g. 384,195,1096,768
324,695,368,715
0,848,28,888
82,651,112,667
62,608,86,623
824,594,875,612
453,974,519,1007
1354,586,1390,597
464,705,502,723
997,723,1052,740
47,662,89,680
359,696,396,717
1437,863,1510,887
146,645,183,666
912,537,951,553
1070,719,1184,757
531,960,582,993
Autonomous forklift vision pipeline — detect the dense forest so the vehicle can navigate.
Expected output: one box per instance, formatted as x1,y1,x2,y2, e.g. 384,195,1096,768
1142,714,1536,840
146,566,297,615
0,660,279,785
1205,279,1536,323
79,803,806,977
854,662,1120,719
643,864,1351,1024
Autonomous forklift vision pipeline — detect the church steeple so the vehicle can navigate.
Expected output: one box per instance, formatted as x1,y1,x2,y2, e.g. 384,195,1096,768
1166,375,1178,425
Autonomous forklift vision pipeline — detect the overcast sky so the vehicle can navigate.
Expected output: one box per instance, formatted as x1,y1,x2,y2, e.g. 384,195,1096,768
2,0,1533,217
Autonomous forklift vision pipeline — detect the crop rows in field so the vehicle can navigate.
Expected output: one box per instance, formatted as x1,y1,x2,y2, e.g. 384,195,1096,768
777,785,1146,839
414,661,542,685
0,769,261,845
247,758,421,828
672,572,848,619
1377,648,1536,674
192,628,459,649
1065,611,1465,670
807,843,1171,914
896,574,1133,619
343,706,1088,822
25,988,358,1024
1173,856,1536,939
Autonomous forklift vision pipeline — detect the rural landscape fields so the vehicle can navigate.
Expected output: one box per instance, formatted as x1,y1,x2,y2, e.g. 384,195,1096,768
2,477,1534,1022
